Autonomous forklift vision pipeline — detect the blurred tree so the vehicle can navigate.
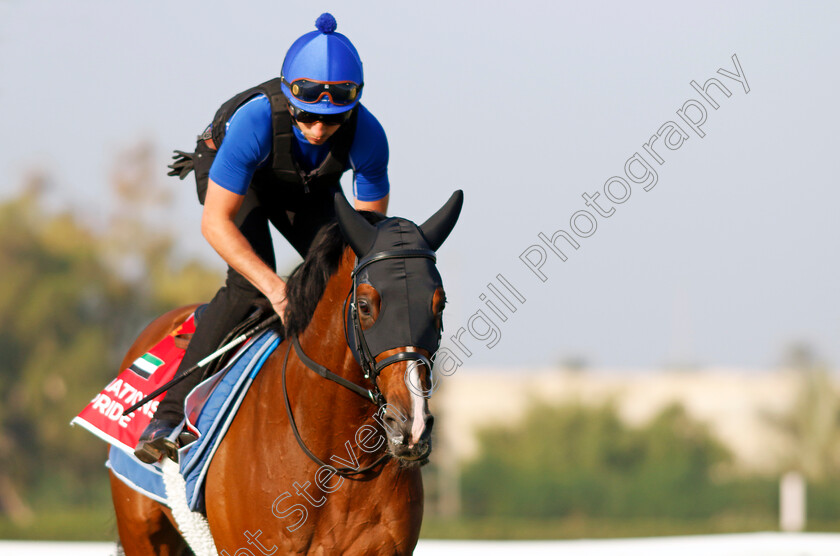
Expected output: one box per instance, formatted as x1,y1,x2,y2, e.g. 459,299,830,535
460,401,732,519
0,178,129,524
103,141,218,337
555,355,589,372
765,343,840,481
0,144,221,525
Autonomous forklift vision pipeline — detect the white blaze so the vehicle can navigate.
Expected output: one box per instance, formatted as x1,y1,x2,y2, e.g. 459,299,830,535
407,362,428,446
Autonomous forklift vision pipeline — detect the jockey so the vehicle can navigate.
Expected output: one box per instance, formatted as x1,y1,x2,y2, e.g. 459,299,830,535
135,13,389,464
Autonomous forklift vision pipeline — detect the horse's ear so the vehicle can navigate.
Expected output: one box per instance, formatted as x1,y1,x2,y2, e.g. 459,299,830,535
334,192,376,256
419,190,464,251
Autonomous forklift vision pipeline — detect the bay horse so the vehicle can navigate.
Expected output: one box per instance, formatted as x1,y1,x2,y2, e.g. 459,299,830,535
110,190,463,555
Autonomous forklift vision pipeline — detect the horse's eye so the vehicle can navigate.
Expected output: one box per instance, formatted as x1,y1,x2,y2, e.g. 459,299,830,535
358,300,371,316
433,293,446,314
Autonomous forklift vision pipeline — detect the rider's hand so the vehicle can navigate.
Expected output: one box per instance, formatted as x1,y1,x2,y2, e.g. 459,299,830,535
167,150,195,180
268,281,288,323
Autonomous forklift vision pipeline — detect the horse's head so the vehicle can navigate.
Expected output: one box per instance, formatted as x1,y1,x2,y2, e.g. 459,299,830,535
335,191,463,464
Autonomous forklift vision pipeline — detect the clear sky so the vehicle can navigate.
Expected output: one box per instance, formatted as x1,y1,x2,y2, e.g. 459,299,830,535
2,1,838,370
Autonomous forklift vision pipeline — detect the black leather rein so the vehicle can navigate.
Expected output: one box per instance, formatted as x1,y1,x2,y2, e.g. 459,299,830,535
281,339,389,476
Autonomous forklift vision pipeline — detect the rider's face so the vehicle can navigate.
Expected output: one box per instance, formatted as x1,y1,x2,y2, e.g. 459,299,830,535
290,111,342,146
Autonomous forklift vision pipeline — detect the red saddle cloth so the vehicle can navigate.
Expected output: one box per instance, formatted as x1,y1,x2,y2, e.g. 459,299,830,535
72,314,196,455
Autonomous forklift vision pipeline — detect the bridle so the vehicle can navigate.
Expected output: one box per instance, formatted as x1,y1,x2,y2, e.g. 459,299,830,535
345,248,438,392
281,247,439,476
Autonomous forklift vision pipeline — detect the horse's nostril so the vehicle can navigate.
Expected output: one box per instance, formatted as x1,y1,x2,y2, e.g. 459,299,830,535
419,415,435,443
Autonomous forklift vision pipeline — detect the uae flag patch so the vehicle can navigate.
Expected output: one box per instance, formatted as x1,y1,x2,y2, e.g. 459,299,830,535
129,353,164,379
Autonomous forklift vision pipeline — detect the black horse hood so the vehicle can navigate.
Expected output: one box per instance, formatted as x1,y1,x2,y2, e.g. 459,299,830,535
335,191,463,365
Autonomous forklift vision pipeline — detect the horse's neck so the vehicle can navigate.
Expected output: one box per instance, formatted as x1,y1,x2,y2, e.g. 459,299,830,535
279,248,376,452
296,248,358,375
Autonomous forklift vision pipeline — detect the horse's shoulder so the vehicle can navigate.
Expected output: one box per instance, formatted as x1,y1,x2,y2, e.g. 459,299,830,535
118,304,201,370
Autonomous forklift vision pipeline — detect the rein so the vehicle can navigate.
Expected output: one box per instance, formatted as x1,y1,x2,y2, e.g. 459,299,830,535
292,336,380,404
280,247,437,476
282,341,389,476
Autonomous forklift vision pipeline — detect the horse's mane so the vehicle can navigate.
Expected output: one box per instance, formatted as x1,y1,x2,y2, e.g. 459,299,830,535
283,211,385,338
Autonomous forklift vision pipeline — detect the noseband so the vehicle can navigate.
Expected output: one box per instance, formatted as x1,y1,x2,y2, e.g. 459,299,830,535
282,247,438,475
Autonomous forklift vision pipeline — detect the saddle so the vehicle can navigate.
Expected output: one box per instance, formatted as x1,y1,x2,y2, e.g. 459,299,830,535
177,299,281,380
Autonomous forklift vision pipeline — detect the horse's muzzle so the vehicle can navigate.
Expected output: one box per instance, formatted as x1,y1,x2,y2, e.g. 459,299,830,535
387,414,434,464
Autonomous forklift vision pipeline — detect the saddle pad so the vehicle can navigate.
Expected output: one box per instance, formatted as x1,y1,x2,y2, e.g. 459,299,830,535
107,330,282,511
72,315,196,453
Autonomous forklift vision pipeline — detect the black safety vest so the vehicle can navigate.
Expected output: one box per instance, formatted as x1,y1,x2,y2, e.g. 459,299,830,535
209,78,358,194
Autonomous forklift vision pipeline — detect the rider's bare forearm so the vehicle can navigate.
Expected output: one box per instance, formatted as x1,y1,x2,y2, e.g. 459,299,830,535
203,214,285,297
201,180,286,306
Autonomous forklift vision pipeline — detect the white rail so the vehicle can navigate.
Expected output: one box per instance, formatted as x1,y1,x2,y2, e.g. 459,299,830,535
1,534,840,556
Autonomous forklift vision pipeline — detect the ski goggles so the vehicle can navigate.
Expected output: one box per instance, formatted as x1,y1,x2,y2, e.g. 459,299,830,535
290,104,353,126
282,77,363,106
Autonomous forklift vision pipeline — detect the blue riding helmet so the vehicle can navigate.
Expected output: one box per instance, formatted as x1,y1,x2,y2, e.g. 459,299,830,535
281,13,364,115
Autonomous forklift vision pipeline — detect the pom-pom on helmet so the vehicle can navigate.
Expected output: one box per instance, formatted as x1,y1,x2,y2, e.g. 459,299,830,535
281,13,364,116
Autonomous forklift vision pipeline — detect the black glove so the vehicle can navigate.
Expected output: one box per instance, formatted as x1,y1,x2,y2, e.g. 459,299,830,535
167,150,195,180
